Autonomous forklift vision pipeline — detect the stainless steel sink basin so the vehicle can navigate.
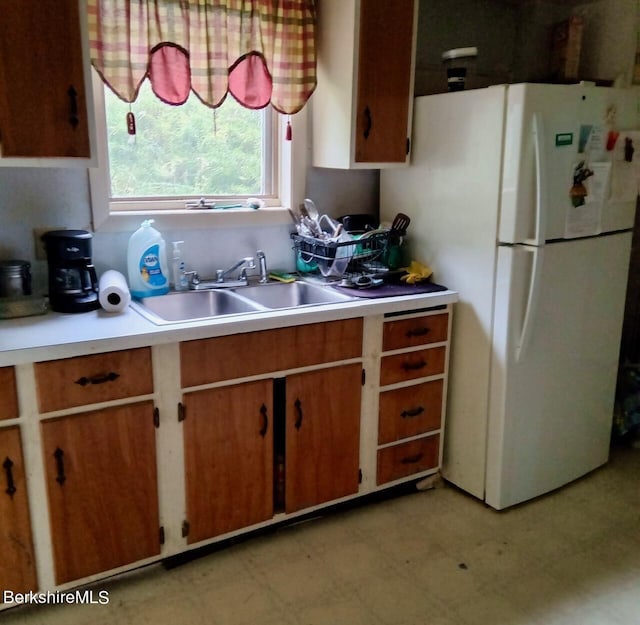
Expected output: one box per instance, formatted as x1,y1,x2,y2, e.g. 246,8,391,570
236,281,355,309
131,280,356,325
131,289,266,324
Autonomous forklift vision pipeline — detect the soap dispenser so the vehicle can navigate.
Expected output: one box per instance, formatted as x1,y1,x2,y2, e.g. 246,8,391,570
171,240,188,291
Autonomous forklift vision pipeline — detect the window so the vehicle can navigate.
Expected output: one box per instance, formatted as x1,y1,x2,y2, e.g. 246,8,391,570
89,70,304,232
86,0,315,231
106,80,273,201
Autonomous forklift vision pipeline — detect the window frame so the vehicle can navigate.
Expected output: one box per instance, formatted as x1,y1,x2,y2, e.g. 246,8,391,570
88,69,304,233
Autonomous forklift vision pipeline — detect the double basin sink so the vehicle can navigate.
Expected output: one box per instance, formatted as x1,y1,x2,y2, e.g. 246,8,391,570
131,281,356,325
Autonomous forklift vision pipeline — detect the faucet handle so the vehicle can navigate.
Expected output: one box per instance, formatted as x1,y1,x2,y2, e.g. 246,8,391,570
184,271,199,288
256,249,268,283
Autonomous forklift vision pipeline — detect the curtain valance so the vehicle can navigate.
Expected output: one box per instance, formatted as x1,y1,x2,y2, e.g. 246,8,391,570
87,0,317,114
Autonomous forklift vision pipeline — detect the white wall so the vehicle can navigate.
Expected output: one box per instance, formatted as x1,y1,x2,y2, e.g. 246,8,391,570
0,163,378,297
415,0,639,95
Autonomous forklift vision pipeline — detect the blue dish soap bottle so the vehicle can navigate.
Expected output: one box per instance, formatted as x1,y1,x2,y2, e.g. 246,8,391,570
127,220,169,298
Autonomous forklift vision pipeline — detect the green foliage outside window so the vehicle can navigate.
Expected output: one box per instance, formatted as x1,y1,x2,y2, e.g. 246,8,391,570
105,81,264,198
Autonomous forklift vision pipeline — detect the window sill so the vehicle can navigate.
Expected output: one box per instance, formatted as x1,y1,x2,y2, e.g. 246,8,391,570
93,206,294,233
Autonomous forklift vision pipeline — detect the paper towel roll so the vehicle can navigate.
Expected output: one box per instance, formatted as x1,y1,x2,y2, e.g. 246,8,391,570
99,270,131,313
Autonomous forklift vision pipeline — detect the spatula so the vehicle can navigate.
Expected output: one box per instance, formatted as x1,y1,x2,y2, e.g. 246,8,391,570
390,212,410,236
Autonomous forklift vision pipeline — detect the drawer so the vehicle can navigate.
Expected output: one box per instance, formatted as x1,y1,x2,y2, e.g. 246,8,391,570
0,366,18,421
377,435,440,485
380,346,445,386
35,348,153,412
382,313,448,352
378,380,443,445
180,318,363,387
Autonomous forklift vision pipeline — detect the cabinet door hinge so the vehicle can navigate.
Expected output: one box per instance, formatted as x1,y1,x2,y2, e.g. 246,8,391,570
358,468,363,484
159,526,165,545
182,520,190,538
153,407,160,428
178,402,186,422
361,369,366,386
406,137,411,155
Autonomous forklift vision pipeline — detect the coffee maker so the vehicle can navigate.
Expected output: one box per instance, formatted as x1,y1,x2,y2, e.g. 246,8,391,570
42,230,99,313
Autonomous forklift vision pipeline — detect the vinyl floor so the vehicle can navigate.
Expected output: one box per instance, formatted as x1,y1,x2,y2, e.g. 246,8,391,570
4,443,640,625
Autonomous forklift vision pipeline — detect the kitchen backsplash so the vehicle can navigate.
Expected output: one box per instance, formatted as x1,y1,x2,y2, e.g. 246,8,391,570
0,166,378,297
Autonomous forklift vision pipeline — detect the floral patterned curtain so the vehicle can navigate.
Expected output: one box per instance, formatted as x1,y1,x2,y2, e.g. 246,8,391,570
87,0,317,114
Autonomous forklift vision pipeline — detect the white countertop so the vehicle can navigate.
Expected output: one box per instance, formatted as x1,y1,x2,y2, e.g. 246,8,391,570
0,289,458,366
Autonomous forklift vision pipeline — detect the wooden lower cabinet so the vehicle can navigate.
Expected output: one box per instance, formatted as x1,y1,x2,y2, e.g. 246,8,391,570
378,380,443,445
41,402,160,584
377,435,440,485
0,426,37,598
183,380,274,544
0,366,18,421
285,364,362,513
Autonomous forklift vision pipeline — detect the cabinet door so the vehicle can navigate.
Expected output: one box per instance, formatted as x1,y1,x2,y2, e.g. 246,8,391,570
41,402,160,584
0,366,18,421
285,364,362,513
183,380,274,544
0,426,37,597
355,0,415,163
0,0,90,158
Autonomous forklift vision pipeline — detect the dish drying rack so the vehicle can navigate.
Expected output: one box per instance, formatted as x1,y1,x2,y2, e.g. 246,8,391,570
291,230,390,281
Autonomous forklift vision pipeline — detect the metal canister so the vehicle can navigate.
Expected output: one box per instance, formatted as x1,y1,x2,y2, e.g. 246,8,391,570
0,260,32,297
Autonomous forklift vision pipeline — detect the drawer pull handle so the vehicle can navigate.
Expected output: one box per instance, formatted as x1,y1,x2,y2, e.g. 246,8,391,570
294,398,303,430
54,447,66,485
259,404,269,437
406,327,430,338
402,360,427,371
75,371,120,386
401,452,424,465
401,406,425,418
3,457,16,498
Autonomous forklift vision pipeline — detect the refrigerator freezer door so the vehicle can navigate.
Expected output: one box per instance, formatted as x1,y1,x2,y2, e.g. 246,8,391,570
486,232,631,509
499,84,639,244
381,86,507,499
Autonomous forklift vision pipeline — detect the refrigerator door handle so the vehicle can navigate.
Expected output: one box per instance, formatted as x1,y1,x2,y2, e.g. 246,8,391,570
524,113,547,246
516,245,544,363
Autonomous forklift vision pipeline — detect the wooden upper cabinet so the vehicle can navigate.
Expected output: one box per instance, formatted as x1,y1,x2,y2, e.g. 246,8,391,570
354,0,415,163
41,402,160,584
312,0,417,169
0,366,18,421
0,0,91,159
0,426,38,597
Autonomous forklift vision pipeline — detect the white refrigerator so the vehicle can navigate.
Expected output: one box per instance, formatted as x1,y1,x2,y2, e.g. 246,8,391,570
381,83,639,509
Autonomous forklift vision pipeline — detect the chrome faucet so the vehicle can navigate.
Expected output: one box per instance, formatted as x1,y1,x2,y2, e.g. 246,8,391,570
215,256,256,283
257,250,268,283
187,252,267,290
